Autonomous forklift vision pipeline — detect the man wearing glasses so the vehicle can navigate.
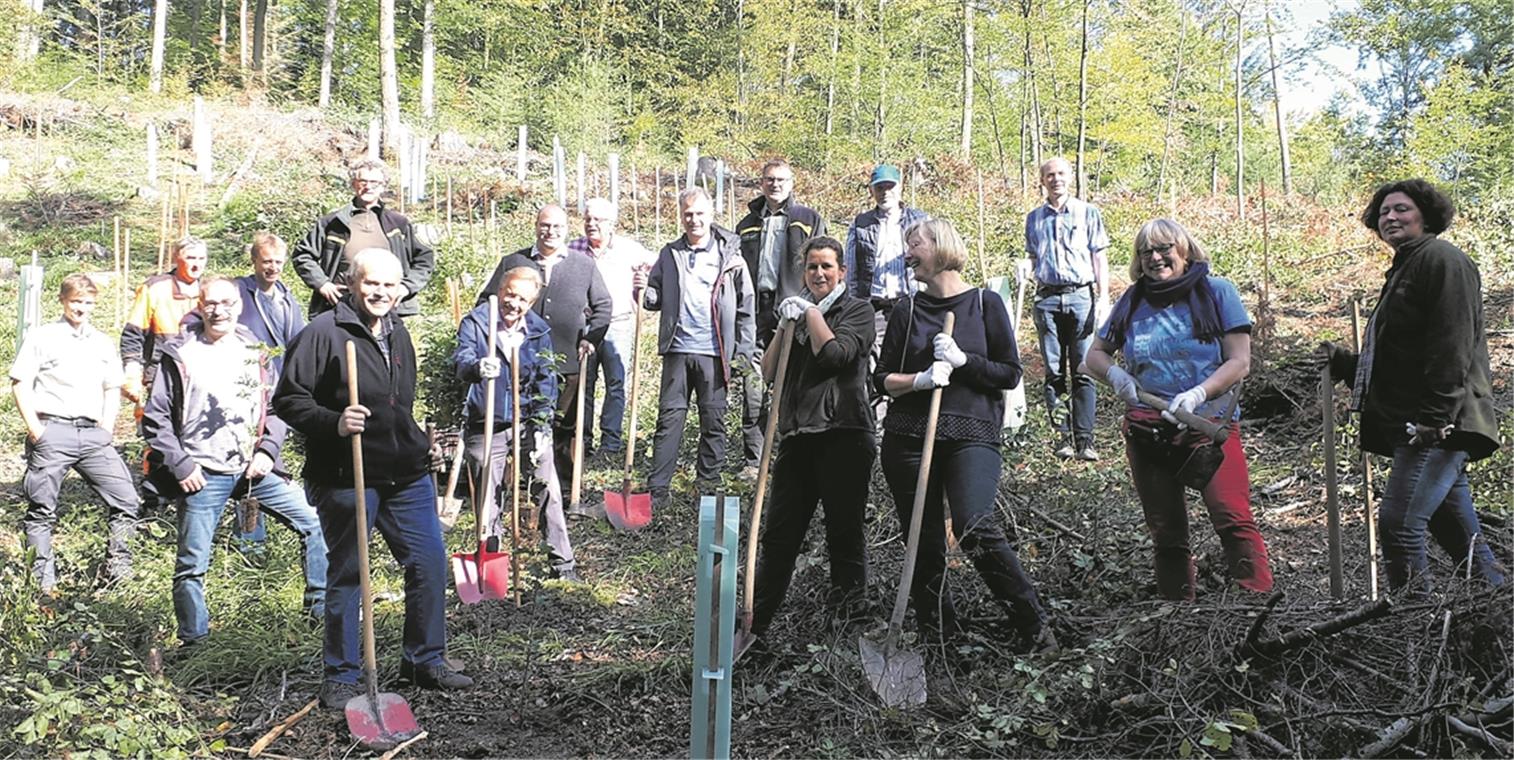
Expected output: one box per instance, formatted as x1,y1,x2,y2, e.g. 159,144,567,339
141,277,327,646
292,159,435,319
1019,156,1111,461
734,158,825,478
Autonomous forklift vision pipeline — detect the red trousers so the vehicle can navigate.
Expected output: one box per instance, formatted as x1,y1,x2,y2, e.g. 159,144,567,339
1123,410,1273,600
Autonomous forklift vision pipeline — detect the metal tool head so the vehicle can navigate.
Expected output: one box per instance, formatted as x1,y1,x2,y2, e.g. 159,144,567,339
344,691,419,752
450,544,511,604
604,489,652,531
858,630,927,709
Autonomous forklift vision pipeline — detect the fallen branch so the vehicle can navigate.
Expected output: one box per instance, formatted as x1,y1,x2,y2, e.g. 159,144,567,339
224,747,296,760
377,730,429,760
1358,716,1420,759
1242,591,1285,653
1242,597,1392,657
247,698,317,757
1445,715,1511,756
218,140,262,208
1242,725,1293,757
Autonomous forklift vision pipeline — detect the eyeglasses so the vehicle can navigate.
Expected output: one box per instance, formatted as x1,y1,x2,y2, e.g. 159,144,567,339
353,177,386,187
1138,243,1176,258
762,176,793,185
201,299,238,311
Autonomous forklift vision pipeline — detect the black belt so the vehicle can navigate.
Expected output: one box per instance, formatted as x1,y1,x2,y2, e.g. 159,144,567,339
1037,282,1092,297
41,414,97,427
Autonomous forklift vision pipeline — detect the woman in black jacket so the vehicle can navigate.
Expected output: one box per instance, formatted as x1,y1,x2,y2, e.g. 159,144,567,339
874,219,1052,650
749,236,876,640
1325,179,1504,592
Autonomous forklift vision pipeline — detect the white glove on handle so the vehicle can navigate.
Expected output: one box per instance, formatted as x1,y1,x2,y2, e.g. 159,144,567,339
479,357,501,380
933,333,967,368
1105,365,1140,407
1015,259,1034,282
911,360,954,391
1161,385,1208,425
777,296,812,322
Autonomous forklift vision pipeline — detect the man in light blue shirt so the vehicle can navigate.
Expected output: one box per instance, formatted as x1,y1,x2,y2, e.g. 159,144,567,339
1020,157,1110,461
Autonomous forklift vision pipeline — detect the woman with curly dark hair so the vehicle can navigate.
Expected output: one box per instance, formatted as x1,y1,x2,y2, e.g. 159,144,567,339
1324,179,1504,592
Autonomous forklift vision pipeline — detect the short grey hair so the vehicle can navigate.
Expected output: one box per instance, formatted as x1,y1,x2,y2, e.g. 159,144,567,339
678,187,711,209
350,248,401,281
347,158,389,182
584,197,618,221
173,236,208,259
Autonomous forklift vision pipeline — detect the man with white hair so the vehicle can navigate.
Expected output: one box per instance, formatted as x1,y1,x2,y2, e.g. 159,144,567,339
568,197,654,457
274,248,471,708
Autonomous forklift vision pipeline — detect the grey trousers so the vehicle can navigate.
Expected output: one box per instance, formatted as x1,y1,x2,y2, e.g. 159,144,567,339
22,419,139,590
464,427,575,573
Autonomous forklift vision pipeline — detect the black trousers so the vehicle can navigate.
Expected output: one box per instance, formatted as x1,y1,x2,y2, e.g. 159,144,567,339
649,353,727,490
750,429,875,636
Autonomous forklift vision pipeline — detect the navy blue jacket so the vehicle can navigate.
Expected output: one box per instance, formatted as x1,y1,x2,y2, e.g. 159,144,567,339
234,275,305,374
451,303,557,431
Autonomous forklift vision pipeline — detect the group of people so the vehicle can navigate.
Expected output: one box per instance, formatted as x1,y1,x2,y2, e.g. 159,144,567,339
12,152,1503,708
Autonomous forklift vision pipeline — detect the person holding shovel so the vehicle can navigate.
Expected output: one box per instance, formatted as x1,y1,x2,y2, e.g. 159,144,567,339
747,236,876,644
1322,180,1503,592
452,266,579,582
1083,218,1273,601
273,249,472,709
873,218,1053,651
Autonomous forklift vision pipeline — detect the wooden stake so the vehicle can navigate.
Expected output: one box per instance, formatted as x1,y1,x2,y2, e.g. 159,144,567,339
654,167,662,242
179,181,190,237
1352,298,1379,601
120,228,131,327
445,175,453,238
975,169,988,285
156,187,171,271
631,160,640,235
1322,357,1343,600
113,217,123,326
1259,178,1272,372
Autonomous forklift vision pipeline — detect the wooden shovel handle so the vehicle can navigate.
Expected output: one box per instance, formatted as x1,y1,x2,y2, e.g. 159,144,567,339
1136,390,1227,441
740,321,797,626
480,296,499,545
345,341,380,700
886,312,955,644
620,300,644,486
571,356,587,504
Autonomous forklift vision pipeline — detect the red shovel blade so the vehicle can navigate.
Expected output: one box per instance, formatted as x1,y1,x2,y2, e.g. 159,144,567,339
603,489,652,531
345,691,419,751
450,543,511,603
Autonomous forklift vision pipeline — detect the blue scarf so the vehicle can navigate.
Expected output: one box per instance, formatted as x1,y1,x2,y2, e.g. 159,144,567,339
1104,261,1224,346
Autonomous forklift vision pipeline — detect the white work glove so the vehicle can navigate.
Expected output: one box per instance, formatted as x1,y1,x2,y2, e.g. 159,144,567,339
530,429,552,468
777,296,812,322
1015,259,1034,282
1105,365,1140,407
933,333,967,368
479,357,501,380
1162,385,1208,426
911,360,954,391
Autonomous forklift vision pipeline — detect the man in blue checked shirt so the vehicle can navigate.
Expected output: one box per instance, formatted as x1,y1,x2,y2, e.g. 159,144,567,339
1019,157,1110,461
843,164,929,421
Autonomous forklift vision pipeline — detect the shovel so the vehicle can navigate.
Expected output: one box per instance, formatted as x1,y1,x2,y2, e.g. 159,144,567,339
565,355,590,518
341,341,420,751
605,300,652,531
860,313,955,709
1136,390,1228,491
733,321,797,661
450,295,510,603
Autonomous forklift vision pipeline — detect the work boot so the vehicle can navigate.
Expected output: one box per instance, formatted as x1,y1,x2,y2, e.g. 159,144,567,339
319,679,363,709
406,661,474,691
1075,444,1099,462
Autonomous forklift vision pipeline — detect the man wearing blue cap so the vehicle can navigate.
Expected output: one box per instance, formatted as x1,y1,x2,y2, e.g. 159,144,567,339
842,164,929,418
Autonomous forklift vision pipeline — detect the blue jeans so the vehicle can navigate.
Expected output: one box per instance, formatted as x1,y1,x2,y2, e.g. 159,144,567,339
584,320,633,452
310,476,448,683
1031,287,1097,446
173,471,327,642
1379,446,1504,592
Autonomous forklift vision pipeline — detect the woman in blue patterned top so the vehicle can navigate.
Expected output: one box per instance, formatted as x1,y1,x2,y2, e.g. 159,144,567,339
1083,218,1273,601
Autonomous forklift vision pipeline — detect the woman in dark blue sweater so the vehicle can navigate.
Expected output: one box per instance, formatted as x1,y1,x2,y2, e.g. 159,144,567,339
873,218,1052,650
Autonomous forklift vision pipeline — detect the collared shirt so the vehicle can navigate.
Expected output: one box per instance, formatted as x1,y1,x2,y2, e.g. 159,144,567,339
669,236,722,356
10,319,125,421
758,208,786,293
1024,196,1109,287
569,234,655,323
873,208,910,299
344,203,391,259
530,245,566,286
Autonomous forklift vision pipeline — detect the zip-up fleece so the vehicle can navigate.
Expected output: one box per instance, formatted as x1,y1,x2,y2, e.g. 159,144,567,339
451,303,558,430
736,194,826,304
272,299,429,487
644,225,757,382
291,201,435,318
141,322,288,497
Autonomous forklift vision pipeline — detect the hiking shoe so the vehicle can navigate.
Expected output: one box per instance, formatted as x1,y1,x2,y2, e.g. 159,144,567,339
740,465,760,481
1029,626,1061,655
1054,443,1076,460
319,679,364,709
1076,445,1099,462
403,660,474,691
552,567,583,582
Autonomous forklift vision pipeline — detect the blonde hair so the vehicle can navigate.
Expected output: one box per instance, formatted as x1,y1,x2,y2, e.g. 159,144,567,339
1128,218,1208,281
249,231,287,260
904,218,969,273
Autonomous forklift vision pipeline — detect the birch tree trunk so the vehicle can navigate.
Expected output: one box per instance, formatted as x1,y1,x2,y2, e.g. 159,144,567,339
421,0,436,118
1265,4,1292,194
380,0,402,158
1234,1,1246,218
149,0,169,93
874,0,887,153
823,0,840,156
1021,0,1042,169
239,0,249,70
218,1,227,60
1074,0,1090,196
1156,9,1188,199
252,0,267,80
318,0,338,107
18,0,43,62
960,0,974,158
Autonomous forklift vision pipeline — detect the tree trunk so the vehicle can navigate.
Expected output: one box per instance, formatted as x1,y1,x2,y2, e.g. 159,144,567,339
17,0,43,62
318,0,337,106
252,0,267,78
736,0,747,127
1074,0,1090,195
823,0,840,152
1156,9,1188,198
239,0,249,70
149,0,169,93
962,0,975,158
421,0,436,118
1021,0,1042,169
1265,4,1292,194
380,0,401,159
782,0,798,94
1234,1,1246,218
874,0,887,153
218,1,227,59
